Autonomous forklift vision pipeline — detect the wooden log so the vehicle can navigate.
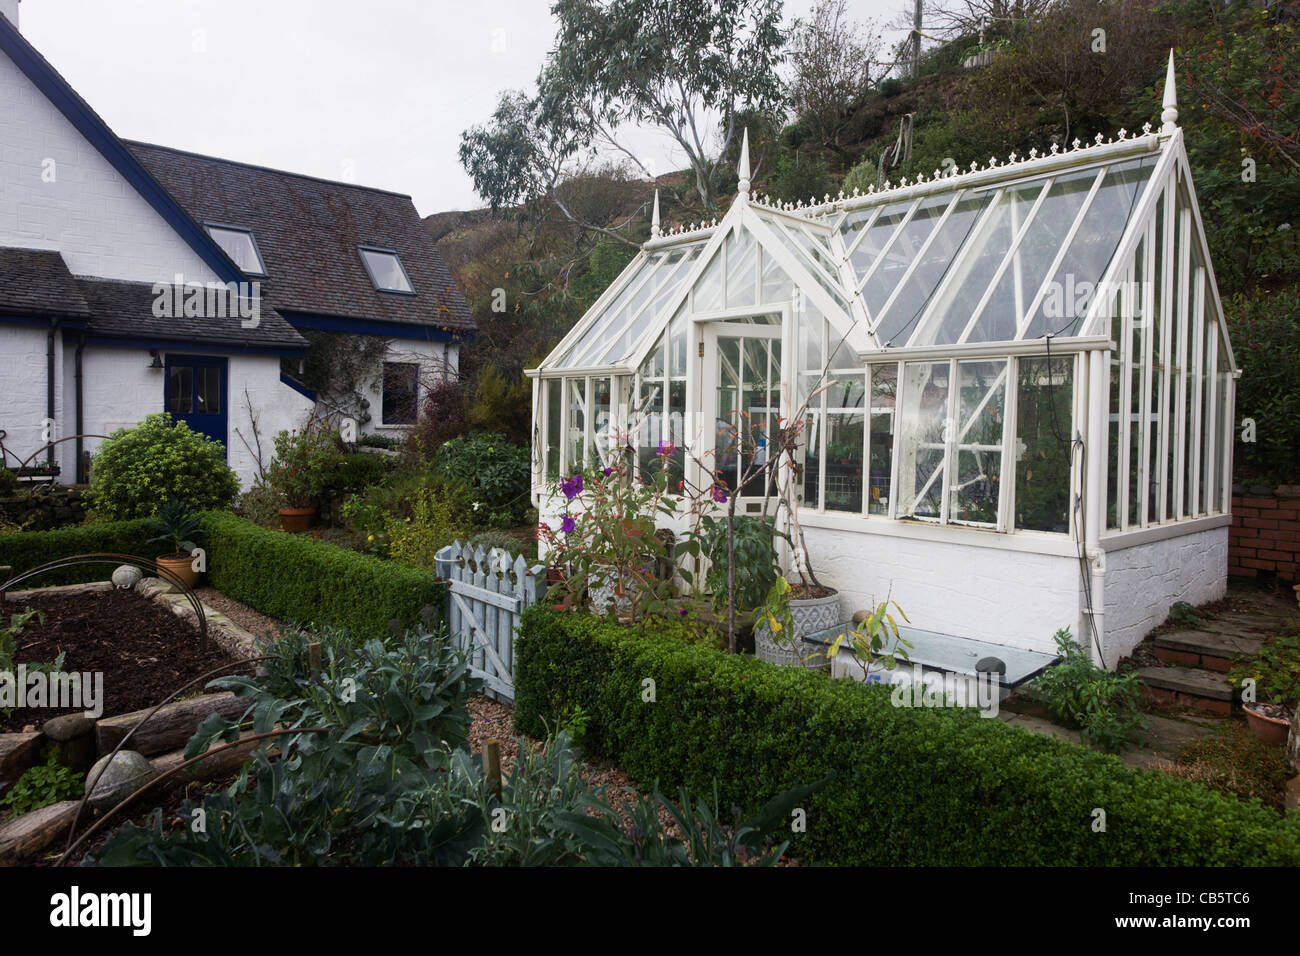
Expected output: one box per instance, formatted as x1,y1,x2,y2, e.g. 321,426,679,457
0,731,42,782
95,692,247,758
483,738,502,798
148,732,264,788
0,799,80,866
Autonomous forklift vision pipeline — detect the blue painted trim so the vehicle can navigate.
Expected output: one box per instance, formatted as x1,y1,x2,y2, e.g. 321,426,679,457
279,372,317,402
74,333,305,357
278,309,472,342
0,314,88,330
0,18,246,285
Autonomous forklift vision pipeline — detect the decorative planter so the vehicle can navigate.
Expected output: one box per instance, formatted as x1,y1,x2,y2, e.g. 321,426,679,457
278,507,316,533
1243,703,1293,747
154,553,199,589
754,589,839,670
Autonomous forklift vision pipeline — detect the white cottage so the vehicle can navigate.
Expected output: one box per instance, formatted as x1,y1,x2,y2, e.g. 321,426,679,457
529,55,1237,674
0,4,472,488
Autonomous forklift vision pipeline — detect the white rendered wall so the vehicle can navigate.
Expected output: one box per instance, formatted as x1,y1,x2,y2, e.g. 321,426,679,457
801,525,1080,655
1102,525,1229,663
0,322,61,470
0,48,219,285
71,346,312,490
358,339,457,437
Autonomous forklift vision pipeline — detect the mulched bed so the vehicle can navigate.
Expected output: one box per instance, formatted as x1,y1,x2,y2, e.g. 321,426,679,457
2,588,242,732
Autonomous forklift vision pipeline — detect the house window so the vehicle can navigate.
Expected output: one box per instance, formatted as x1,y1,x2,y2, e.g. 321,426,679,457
205,225,266,275
359,247,415,293
382,362,419,425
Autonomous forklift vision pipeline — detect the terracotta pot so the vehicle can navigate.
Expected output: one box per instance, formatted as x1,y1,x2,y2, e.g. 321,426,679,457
278,507,316,533
155,553,199,590
1243,703,1293,747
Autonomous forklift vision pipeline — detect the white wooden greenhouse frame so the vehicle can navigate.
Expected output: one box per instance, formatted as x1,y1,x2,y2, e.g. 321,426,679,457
528,56,1238,670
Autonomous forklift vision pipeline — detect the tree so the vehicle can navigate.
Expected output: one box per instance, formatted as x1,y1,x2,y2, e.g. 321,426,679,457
463,0,787,217
788,0,885,150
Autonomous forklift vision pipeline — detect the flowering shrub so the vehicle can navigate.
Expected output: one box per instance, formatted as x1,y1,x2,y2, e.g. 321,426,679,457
541,450,688,618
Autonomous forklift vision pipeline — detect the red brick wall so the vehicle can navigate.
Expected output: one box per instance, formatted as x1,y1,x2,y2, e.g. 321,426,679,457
1229,486,1300,582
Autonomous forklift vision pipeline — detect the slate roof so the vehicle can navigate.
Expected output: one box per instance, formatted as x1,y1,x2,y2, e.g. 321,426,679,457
0,248,90,318
127,142,475,336
76,277,308,350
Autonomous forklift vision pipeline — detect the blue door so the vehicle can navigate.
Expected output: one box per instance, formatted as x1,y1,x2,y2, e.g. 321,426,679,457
164,354,228,453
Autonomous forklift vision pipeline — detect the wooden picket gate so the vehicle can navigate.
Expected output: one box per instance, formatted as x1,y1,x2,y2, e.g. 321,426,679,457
435,541,545,702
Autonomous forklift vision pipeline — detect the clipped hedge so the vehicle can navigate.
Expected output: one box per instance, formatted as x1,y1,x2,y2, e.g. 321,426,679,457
202,512,443,640
0,519,168,587
514,608,1300,866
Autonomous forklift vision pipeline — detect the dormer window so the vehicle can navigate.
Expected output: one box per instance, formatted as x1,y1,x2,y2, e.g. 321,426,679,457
206,224,266,275
359,246,415,294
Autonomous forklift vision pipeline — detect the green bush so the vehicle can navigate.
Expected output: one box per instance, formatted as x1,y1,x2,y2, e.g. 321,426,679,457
764,148,834,205
0,519,167,587
1,746,83,816
85,414,239,520
323,452,393,500
435,433,531,527
0,468,19,496
1227,289,1300,479
384,488,470,571
840,155,878,197
1031,630,1146,752
202,511,443,640
513,608,1300,866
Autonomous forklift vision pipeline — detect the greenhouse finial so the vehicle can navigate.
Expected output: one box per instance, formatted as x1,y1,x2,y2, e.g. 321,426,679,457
1161,49,1178,132
737,127,751,201
651,189,661,238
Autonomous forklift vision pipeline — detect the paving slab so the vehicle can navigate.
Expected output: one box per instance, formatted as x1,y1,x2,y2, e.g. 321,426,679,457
1134,665,1233,701
1137,713,1217,755
1153,629,1264,660
997,713,1081,745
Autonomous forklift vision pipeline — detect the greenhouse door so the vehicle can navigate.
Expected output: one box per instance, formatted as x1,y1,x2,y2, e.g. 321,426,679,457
702,321,783,510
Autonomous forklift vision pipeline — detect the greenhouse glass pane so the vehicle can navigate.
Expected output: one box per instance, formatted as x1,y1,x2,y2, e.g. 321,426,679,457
592,377,614,469
566,378,587,470
1106,287,1122,529
554,255,656,368
862,194,950,319
801,303,825,373
637,376,664,479
545,378,561,479
595,248,693,366
764,216,849,310
848,201,912,290
803,404,821,510
1148,194,1166,523
921,180,1047,346
896,361,949,520
1015,356,1074,533
725,230,759,308
669,304,688,377
868,364,897,516
1024,155,1157,338
825,402,865,514
714,337,741,490
693,243,725,313
1128,238,1146,527
950,360,1005,526
877,192,986,347
759,247,795,304
966,168,1097,344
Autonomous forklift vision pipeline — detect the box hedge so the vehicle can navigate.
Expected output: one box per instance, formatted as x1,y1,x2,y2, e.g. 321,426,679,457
201,511,442,640
514,607,1300,866
0,519,167,587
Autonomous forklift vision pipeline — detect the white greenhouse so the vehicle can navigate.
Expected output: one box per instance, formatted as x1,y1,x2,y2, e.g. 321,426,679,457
529,57,1237,675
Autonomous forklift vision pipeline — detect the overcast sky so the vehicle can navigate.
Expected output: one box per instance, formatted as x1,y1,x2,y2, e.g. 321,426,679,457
20,0,906,215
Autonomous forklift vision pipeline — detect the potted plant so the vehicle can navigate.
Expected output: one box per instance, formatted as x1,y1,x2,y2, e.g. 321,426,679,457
267,427,344,532
1228,633,1300,747
146,499,204,589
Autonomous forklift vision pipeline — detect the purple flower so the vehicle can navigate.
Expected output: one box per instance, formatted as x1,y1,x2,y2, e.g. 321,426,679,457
602,466,613,477
677,607,688,617
657,439,675,457
561,474,583,500
560,515,576,534
711,485,728,504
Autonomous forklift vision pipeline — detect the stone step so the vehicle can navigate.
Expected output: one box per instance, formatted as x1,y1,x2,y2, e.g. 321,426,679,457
1205,612,1280,636
1152,629,1265,672
1136,665,1234,715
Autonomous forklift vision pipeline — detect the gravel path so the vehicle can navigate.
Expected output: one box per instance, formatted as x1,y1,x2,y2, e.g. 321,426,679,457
194,586,284,645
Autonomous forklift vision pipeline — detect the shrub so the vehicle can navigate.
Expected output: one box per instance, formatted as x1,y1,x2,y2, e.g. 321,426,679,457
513,608,1300,866
202,511,444,640
435,433,531,527
1031,629,1146,752
235,480,283,528
266,427,346,509
0,519,167,587
0,468,19,496
85,414,239,520
384,488,470,571
1226,289,1300,479
764,148,834,204
840,154,878,196
1228,633,1300,710
408,377,469,455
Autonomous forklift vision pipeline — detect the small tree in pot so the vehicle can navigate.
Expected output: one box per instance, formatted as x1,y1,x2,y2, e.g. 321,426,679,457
267,426,345,532
145,499,204,589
